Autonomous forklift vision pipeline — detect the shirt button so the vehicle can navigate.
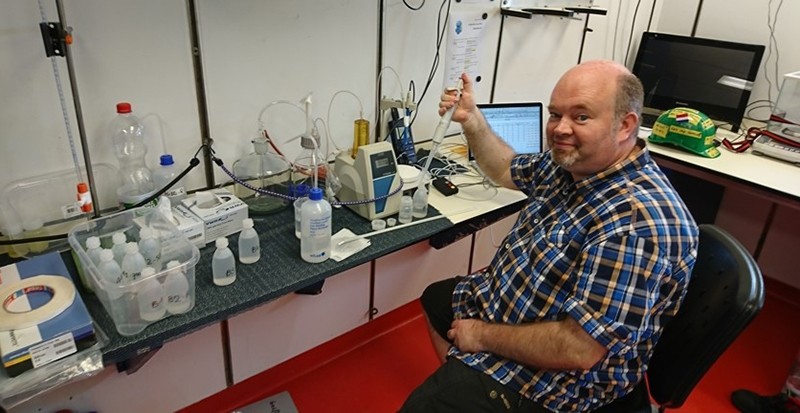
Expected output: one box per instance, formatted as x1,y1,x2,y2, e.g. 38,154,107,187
561,189,569,196
490,390,498,399
533,218,540,224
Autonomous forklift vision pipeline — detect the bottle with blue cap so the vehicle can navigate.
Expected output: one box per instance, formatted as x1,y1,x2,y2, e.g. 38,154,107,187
153,153,187,204
300,187,331,263
293,183,311,239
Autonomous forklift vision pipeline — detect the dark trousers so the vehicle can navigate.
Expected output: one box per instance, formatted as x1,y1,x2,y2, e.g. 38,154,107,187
400,278,549,412
400,358,550,413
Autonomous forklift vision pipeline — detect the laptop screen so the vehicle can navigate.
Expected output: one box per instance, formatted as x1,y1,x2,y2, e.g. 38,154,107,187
474,102,544,157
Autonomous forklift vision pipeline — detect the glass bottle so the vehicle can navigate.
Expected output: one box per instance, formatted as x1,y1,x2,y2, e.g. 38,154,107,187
232,135,292,215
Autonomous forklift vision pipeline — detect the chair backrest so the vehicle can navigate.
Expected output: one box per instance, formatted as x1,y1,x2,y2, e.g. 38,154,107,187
646,224,765,408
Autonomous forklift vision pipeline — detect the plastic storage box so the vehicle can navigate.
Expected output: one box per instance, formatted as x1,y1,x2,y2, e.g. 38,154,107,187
68,207,200,336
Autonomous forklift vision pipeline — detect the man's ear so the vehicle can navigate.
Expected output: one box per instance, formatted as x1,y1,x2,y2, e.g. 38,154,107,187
617,112,639,142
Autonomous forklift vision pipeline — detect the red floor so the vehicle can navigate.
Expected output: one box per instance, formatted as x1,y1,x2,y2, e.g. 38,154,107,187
182,278,800,413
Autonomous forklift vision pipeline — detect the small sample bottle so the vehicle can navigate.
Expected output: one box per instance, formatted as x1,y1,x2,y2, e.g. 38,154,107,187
293,183,310,239
137,267,166,322
212,237,237,286
138,227,162,270
97,249,124,300
163,260,191,314
153,154,187,204
238,218,260,264
300,187,332,263
398,195,413,224
111,232,128,264
121,242,147,282
85,236,104,267
411,187,428,218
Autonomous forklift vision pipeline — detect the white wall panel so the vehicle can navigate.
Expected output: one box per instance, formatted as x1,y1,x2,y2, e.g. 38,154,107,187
9,324,226,413
373,237,470,317
228,264,370,383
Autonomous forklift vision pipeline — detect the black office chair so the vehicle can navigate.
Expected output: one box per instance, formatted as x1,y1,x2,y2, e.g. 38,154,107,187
596,224,765,413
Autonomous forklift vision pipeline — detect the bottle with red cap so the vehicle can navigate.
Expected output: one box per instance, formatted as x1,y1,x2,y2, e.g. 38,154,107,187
110,102,156,208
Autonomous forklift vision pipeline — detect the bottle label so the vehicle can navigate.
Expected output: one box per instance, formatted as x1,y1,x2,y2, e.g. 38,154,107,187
308,217,330,236
165,187,186,198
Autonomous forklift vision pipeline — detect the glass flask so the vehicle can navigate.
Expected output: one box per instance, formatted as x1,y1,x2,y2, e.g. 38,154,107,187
233,135,292,214
291,133,328,195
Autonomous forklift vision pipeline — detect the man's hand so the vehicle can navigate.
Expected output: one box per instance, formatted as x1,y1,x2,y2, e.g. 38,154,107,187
439,73,478,126
447,318,486,353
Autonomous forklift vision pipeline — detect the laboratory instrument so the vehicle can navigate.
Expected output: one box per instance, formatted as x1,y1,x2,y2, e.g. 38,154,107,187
301,187,332,263
233,135,291,214
335,141,402,220
412,79,463,219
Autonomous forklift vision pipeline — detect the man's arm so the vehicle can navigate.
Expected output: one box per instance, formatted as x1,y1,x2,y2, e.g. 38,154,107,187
440,73,517,189
447,316,608,370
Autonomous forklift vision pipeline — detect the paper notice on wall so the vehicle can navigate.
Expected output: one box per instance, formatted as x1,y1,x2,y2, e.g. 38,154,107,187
443,10,489,89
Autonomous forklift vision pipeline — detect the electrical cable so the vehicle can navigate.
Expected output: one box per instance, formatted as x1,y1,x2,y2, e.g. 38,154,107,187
410,0,452,127
611,0,623,62
764,0,785,108
402,0,425,11
327,90,365,154
623,0,642,67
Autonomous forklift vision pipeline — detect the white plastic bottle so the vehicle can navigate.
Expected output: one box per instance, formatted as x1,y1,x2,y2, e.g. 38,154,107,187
163,260,191,314
121,242,147,282
153,154,187,204
293,183,310,239
398,195,413,224
212,237,237,286
85,236,104,266
238,218,260,264
137,267,166,322
300,187,331,263
138,227,162,270
97,249,124,300
110,102,156,207
411,187,428,218
111,232,128,264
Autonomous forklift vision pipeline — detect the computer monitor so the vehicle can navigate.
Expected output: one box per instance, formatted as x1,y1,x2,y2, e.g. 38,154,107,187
475,102,543,156
632,32,765,133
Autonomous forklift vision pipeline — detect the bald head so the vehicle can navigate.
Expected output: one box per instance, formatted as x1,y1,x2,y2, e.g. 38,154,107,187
563,60,644,138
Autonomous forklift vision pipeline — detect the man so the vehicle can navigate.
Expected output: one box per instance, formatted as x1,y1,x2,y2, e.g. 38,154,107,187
400,60,699,412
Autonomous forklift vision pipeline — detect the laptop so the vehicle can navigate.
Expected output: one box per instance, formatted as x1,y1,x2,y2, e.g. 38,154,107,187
469,102,544,168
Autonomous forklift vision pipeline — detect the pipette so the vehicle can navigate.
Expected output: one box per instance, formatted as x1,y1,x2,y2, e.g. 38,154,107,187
412,79,464,217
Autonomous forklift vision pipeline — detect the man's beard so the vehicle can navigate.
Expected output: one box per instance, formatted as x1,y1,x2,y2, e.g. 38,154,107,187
551,147,579,168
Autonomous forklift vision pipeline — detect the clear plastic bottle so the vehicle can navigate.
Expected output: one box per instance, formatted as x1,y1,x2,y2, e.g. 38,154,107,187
97,249,124,300
153,154,187,205
121,242,147,282
291,134,328,195
233,135,291,215
411,187,428,218
238,218,260,264
111,232,128,264
398,195,413,224
137,267,166,322
111,102,156,208
212,237,237,286
300,187,331,263
163,260,191,314
293,183,310,239
138,227,162,270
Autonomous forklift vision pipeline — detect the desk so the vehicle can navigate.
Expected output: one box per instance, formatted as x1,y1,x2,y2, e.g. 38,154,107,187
641,127,800,294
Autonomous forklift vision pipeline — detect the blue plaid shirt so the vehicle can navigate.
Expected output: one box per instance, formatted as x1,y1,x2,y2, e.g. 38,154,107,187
450,141,698,412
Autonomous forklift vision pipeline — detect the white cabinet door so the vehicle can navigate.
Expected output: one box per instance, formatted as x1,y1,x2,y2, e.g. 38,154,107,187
471,213,519,273
10,324,227,413
227,264,371,383
373,238,471,318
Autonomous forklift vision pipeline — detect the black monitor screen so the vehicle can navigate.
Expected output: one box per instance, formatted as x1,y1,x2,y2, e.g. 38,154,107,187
632,32,764,132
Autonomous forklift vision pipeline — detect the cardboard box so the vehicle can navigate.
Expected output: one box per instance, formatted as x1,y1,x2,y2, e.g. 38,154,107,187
182,189,248,244
172,204,205,247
